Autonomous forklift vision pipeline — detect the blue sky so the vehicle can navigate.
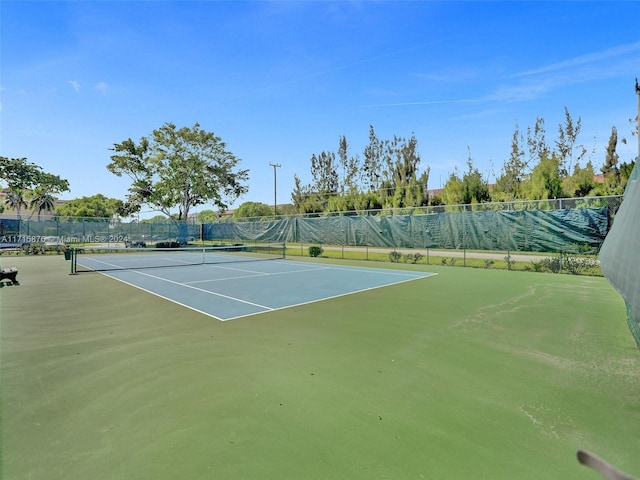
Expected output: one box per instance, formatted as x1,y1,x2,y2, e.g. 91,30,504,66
2,1,640,217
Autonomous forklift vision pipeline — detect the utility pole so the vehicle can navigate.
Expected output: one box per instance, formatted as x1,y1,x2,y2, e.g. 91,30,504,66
269,163,281,219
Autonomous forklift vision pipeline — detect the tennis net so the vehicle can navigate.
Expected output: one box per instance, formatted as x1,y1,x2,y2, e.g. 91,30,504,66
70,243,286,273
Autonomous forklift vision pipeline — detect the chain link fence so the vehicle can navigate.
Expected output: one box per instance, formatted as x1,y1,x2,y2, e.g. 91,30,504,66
0,195,622,256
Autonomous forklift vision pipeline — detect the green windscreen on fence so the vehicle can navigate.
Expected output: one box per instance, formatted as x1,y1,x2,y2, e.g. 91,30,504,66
599,159,640,348
1,219,203,246
204,208,609,254
1,199,612,255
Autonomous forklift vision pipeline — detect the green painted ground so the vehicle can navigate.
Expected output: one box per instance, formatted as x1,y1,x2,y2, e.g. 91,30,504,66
1,255,639,479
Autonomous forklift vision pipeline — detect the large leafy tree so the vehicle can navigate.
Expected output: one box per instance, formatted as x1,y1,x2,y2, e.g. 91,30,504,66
107,122,249,223
233,201,273,219
0,156,70,218
55,194,125,218
196,209,221,224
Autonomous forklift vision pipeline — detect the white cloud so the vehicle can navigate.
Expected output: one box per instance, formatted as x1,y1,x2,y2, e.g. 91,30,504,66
68,80,80,92
513,41,640,78
94,81,108,95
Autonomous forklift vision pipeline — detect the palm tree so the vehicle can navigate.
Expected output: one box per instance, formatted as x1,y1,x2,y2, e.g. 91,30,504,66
29,188,56,220
4,188,28,218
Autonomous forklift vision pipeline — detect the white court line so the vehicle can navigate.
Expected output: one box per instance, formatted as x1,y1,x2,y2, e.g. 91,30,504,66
107,268,273,311
186,260,426,285
97,275,227,321
202,263,271,275
221,271,437,321
96,260,437,321
298,262,432,277
186,265,333,284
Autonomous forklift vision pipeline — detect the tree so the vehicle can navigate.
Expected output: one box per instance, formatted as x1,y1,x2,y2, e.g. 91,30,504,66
442,170,464,206
277,204,297,215
233,201,273,219
370,132,427,208
0,157,40,190
291,174,324,214
107,122,249,225
29,172,70,220
29,189,56,220
522,152,565,200
291,174,306,212
386,134,418,185
337,135,359,195
140,215,171,224
555,107,586,177
3,188,28,217
0,156,70,218
526,117,549,168
599,126,621,193
461,150,490,204
309,151,339,195
563,161,596,198
619,160,636,191
362,125,383,191
293,150,341,213
197,209,220,224
442,152,489,207
55,194,125,218
387,134,421,205
493,123,526,201
417,169,431,206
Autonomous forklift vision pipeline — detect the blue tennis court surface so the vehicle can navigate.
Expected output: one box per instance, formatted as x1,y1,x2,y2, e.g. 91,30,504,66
88,259,436,321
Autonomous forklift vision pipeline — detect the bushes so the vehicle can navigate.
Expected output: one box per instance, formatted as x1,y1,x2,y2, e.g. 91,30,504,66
21,243,45,255
308,246,323,257
389,250,402,262
525,254,600,275
562,254,600,275
403,252,424,264
389,251,424,264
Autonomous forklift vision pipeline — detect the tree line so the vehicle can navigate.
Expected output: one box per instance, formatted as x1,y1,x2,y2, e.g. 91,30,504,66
292,126,431,213
292,107,637,215
1,105,637,223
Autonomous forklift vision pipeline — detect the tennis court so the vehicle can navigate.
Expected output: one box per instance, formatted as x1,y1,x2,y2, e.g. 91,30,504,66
71,245,435,320
2,254,640,480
